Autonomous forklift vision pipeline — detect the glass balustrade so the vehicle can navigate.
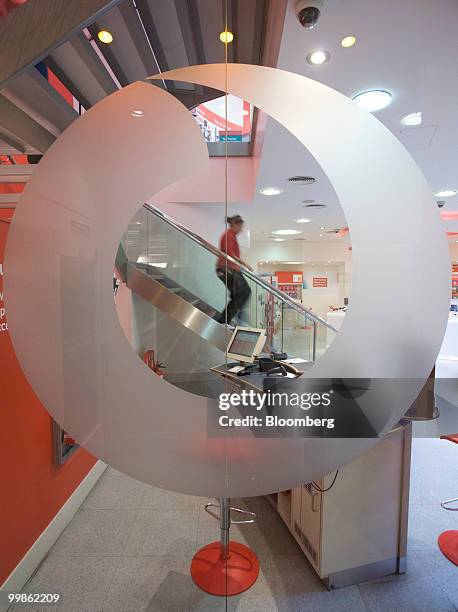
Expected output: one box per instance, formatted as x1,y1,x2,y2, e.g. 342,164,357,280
119,204,336,371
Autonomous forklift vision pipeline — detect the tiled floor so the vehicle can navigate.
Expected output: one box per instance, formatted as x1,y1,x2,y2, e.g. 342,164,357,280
8,437,458,612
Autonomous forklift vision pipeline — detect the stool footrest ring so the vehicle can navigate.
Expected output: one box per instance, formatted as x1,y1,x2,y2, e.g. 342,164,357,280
441,497,458,511
204,502,257,524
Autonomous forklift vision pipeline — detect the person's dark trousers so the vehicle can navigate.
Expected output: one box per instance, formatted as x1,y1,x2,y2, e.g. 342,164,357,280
216,268,251,324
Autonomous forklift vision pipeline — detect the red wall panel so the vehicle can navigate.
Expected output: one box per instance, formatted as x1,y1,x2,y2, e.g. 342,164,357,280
0,209,96,584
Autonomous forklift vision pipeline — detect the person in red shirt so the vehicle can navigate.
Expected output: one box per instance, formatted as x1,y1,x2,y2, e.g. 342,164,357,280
215,215,252,324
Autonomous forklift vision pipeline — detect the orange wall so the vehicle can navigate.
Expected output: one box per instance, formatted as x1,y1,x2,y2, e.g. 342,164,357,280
0,208,96,585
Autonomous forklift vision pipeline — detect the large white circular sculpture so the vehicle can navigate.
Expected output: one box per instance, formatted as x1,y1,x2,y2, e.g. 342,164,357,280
4,64,449,497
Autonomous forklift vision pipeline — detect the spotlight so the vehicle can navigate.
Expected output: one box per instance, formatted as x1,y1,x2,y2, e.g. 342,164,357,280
98,30,113,44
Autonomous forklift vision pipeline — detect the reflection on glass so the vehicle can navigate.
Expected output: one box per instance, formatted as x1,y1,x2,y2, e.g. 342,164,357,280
192,95,253,143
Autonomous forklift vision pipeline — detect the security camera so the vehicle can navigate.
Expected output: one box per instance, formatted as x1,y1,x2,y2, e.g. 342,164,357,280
295,0,323,29
437,201,446,208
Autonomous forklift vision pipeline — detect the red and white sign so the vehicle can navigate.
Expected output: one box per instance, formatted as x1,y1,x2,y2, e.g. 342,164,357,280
275,271,303,284
313,277,328,288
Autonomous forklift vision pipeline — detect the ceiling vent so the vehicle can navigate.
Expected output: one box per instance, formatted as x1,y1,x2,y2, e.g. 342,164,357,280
303,202,326,209
287,176,316,185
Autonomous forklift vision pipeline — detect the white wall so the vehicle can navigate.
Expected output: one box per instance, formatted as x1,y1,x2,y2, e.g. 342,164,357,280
159,201,251,250
250,239,353,318
258,262,345,319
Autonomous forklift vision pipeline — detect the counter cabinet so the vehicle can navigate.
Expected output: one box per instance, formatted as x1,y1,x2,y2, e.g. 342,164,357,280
266,422,412,589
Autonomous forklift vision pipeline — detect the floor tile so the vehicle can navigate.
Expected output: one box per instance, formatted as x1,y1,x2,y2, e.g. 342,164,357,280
410,439,458,473
124,508,198,560
358,562,456,612
410,549,458,609
260,511,304,561
82,468,150,510
270,564,367,612
49,509,138,557
409,475,437,506
413,469,458,504
408,504,458,551
12,556,119,612
101,556,193,612
141,486,204,512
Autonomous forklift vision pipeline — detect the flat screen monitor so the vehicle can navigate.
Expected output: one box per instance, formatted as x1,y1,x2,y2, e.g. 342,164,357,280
226,326,266,364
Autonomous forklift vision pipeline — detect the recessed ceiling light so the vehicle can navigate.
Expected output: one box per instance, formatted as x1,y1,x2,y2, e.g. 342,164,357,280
131,110,144,117
273,238,285,242
341,35,356,48
320,226,325,230
306,50,331,65
272,229,302,235
296,218,311,223
219,30,234,43
98,30,113,44
259,187,283,196
435,190,457,198
401,112,422,126
353,90,392,112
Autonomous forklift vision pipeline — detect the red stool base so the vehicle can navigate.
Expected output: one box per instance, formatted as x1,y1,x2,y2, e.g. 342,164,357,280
438,530,458,565
190,541,259,596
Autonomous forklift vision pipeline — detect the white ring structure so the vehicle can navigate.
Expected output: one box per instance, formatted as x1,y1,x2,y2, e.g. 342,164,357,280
4,64,449,497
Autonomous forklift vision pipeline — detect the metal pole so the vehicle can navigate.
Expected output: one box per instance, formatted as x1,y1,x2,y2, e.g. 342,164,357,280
312,320,317,362
220,497,230,560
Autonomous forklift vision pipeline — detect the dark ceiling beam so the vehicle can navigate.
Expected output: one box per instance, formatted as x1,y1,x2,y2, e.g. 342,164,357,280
0,128,27,154
118,1,162,79
259,0,287,67
231,0,238,63
87,23,130,87
135,0,175,91
43,56,93,111
173,0,207,97
252,0,268,65
70,33,119,96
174,0,206,66
4,68,79,132
0,0,123,89
173,88,225,110
0,95,55,153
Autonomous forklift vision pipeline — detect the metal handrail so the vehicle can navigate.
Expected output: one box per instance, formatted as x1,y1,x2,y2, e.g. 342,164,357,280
142,203,338,333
